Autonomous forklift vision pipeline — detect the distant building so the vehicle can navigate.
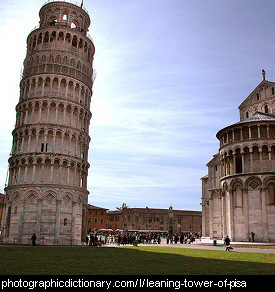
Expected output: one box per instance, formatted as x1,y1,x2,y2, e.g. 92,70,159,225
106,210,124,231
106,206,201,233
87,204,108,232
202,72,275,242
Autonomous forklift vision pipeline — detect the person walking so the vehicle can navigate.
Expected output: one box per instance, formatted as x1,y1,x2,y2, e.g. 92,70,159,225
224,235,233,251
31,233,37,246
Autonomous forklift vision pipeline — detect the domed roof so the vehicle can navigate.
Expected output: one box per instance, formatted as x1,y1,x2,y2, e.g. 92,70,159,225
216,112,275,138
234,112,275,125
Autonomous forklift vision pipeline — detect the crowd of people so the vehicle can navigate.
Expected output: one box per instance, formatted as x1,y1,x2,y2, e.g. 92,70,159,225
85,231,202,246
166,232,201,244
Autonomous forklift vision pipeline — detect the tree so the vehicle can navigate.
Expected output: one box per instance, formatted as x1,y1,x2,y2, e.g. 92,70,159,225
116,203,129,210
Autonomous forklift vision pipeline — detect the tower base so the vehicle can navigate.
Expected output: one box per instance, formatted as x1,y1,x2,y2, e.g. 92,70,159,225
2,185,89,245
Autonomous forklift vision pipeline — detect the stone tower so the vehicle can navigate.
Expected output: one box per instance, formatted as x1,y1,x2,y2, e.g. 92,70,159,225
1,1,95,245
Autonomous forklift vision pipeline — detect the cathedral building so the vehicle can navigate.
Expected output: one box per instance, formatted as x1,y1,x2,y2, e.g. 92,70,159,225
202,71,275,242
1,1,95,245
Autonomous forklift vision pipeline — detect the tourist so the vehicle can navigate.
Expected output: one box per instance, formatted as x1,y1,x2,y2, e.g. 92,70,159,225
31,233,36,246
94,234,98,246
118,234,121,245
180,233,184,244
157,235,161,244
224,236,233,251
174,234,179,244
169,234,173,244
89,234,95,246
251,232,255,242
188,235,195,244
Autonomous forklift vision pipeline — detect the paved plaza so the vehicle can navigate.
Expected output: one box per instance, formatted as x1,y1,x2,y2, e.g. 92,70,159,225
1,237,274,254
112,237,275,254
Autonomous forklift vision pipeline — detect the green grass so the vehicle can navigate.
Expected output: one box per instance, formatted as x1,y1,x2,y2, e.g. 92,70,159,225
0,245,274,275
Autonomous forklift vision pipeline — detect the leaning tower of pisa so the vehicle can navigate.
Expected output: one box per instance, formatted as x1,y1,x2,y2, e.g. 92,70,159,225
1,1,95,245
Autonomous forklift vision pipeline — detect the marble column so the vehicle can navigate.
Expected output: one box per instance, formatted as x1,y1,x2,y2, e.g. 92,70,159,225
243,188,250,241
36,198,42,243
71,201,77,245
261,188,269,242
17,199,26,243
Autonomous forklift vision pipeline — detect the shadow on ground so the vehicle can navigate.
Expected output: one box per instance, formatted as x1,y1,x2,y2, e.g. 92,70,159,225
0,245,274,275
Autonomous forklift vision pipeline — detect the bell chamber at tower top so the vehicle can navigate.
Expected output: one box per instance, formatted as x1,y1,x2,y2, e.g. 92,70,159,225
22,1,96,99
39,1,90,35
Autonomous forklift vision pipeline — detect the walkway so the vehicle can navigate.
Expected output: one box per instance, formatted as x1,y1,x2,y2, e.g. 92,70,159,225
1,238,274,253
116,238,275,254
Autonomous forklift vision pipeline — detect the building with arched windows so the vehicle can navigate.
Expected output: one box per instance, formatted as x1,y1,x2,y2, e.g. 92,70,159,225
1,1,95,245
202,73,275,242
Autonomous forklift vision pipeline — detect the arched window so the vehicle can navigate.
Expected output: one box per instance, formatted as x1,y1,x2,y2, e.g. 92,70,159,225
64,218,68,226
77,61,81,70
38,33,42,44
41,55,46,64
43,32,49,43
63,56,68,65
55,55,61,64
32,35,37,49
49,54,54,63
72,36,78,47
264,105,269,113
65,33,71,43
70,58,75,68
246,111,249,118
262,145,269,160
50,31,56,42
235,148,242,174
79,38,83,49
58,31,64,41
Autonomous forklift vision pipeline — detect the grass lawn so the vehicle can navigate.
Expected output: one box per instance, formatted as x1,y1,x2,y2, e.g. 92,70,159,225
0,245,274,275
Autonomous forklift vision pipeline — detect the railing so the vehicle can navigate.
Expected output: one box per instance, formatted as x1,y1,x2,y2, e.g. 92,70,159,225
21,64,94,89
29,25,94,44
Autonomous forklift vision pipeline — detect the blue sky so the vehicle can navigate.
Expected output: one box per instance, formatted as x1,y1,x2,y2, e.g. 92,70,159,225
0,0,274,210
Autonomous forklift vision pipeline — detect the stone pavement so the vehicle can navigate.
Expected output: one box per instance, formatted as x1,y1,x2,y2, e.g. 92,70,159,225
115,238,275,254
1,237,274,253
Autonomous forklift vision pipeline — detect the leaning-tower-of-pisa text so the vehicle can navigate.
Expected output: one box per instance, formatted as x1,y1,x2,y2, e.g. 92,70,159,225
1,0,95,245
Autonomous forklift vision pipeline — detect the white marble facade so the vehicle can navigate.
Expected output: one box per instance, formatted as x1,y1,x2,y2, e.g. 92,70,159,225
3,186,87,245
202,75,275,242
